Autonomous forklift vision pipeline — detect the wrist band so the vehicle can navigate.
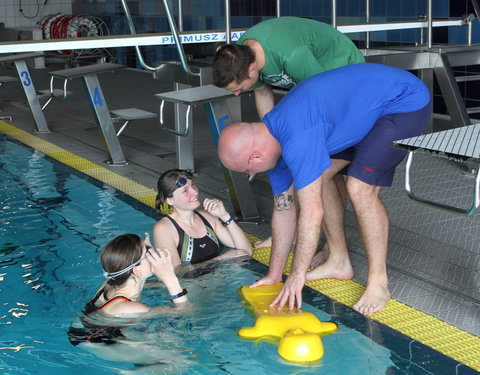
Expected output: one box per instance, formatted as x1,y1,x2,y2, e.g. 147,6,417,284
221,217,234,227
169,288,187,300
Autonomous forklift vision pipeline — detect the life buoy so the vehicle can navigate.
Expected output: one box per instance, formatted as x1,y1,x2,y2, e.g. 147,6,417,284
39,13,103,55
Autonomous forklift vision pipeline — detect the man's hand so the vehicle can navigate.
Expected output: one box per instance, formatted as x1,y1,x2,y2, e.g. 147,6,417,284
250,273,282,288
270,272,306,310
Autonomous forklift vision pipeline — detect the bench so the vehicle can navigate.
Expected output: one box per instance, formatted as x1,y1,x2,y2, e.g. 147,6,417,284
155,84,261,222
392,123,480,216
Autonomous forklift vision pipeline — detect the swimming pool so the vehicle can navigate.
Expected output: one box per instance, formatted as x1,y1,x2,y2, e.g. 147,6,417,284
0,134,476,375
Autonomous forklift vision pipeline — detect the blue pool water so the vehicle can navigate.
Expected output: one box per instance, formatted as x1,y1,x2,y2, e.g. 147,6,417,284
0,135,476,375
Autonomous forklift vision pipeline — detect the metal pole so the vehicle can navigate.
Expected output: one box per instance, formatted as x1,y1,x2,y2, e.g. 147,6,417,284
163,0,198,75
365,0,370,48
468,20,472,45
178,0,183,32
427,0,432,48
419,15,425,45
276,0,281,17
331,0,337,28
225,0,231,44
119,0,155,71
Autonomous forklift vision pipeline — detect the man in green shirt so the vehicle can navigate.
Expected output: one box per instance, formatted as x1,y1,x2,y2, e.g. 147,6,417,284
213,16,365,252
212,16,365,119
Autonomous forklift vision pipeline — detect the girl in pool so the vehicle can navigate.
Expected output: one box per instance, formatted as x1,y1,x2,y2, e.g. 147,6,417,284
153,169,252,266
68,233,191,367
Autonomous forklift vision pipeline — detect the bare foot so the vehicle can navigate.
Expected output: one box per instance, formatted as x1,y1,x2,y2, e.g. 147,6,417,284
353,283,390,315
254,237,272,248
309,244,330,268
306,257,354,281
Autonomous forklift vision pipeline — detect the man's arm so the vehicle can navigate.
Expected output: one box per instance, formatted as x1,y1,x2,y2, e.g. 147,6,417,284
271,176,324,310
250,184,297,286
254,84,275,119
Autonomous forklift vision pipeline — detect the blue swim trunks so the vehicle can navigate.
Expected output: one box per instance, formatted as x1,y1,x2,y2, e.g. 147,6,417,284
331,102,432,186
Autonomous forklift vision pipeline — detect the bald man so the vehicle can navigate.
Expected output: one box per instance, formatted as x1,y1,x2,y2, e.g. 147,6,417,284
218,63,431,315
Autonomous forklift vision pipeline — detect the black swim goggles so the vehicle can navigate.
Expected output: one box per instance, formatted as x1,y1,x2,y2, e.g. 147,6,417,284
166,170,194,197
103,245,152,280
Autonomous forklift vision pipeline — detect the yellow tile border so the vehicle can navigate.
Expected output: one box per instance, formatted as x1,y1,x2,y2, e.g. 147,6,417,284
0,121,158,205
1,120,479,371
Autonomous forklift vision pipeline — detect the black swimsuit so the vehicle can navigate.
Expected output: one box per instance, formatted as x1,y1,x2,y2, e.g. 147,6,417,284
68,288,131,346
166,211,220,264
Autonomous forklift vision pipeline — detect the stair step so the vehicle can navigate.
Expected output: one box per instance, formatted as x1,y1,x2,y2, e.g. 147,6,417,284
456,74,480,82
466,106,480,114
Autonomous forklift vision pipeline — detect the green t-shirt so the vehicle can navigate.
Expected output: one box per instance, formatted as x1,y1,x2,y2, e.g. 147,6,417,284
237,17,365,89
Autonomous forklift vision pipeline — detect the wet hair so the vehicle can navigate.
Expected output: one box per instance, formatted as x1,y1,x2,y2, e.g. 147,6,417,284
100,234,143,298
155,169,193,212
212,44,255,88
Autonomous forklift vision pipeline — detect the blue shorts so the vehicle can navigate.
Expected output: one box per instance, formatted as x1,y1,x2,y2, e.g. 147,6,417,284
331,102,431,186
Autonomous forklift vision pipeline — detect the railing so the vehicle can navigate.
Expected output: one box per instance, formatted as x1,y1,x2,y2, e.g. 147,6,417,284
0,1,475,55
118,0,281,74
119,0,197,75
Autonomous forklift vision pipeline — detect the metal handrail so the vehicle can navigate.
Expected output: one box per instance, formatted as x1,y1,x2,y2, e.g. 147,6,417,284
178,0,183,32
427,0,433,48
405,152,480,216
159,100,192,136
119,0,155,72
162,0,197,75
119,0,198,76
225,0,231,44
365,0,370,48
331,0,337,28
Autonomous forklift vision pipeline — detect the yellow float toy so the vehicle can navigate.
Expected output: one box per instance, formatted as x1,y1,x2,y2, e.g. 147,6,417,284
238,283,338,363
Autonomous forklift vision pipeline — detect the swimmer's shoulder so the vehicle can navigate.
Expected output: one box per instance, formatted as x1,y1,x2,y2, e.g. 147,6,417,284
154,215,175,231
103,298,149,316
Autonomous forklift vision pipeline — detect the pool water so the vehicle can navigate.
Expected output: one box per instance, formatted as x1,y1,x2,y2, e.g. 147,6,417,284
0,135,476,375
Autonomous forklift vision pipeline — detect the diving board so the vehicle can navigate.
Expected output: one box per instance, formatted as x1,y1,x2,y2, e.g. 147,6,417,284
393,123,480,216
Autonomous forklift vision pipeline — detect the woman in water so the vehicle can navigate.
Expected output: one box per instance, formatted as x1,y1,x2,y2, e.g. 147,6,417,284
68,233,189,355
153,169,252,266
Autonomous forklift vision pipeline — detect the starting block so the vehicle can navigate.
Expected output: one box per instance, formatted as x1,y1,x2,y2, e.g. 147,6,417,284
238,283,337,363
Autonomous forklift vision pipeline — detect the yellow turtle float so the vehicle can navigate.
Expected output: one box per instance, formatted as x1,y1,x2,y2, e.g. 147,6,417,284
238,283,338,363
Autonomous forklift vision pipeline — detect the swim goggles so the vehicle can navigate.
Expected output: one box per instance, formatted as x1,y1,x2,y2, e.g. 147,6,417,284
103,245,152,280
166,170,193,197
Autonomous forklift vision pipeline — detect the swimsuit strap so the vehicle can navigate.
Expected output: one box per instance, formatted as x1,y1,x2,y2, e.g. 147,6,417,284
164,215,186,259
87,296,131,315
83,287,106,315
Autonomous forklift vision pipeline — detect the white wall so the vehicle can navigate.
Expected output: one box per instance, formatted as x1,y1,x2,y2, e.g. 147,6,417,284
0,0,73,29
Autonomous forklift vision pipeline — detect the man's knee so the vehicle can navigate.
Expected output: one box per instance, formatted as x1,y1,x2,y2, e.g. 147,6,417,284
346,177,381,202
324,159,350,180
